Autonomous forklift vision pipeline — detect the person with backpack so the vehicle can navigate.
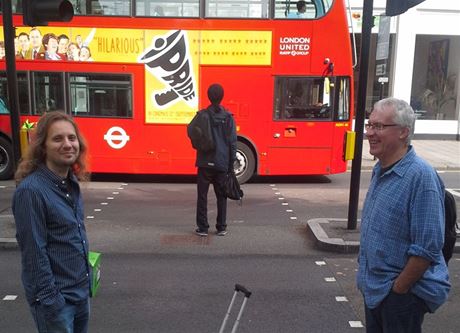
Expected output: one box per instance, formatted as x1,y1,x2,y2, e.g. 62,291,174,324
192,83,237,236
357,98,450,332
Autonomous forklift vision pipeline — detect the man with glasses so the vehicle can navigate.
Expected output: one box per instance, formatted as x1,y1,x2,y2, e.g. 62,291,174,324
357,98,450,332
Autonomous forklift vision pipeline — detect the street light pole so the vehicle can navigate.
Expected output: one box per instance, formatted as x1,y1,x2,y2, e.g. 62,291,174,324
2,0,22,172
347,0,374,229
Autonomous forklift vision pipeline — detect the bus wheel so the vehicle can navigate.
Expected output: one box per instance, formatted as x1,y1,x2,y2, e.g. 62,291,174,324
234,141,255,184
0,137,14,180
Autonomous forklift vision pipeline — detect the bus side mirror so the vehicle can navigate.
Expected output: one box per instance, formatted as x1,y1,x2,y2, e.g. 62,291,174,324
23,0,74,26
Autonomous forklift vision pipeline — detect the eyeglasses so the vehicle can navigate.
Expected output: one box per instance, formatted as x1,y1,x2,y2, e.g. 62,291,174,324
365,122,399,131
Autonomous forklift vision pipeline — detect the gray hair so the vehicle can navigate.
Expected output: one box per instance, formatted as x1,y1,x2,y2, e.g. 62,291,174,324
373,97,416,144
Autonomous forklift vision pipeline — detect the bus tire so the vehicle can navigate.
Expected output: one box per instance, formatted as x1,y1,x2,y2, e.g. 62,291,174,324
0,136,14,180
234,141,255,184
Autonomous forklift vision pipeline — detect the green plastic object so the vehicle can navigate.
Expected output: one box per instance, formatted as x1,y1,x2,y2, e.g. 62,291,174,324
88,251,101,297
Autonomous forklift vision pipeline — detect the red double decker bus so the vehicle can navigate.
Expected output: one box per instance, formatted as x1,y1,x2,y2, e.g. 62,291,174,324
0,0,353,182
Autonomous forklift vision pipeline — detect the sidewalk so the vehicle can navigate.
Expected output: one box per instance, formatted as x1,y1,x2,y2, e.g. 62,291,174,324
309,139,460,254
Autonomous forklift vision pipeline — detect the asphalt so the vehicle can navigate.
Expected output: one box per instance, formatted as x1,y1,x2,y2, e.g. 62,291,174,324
1,140,460,252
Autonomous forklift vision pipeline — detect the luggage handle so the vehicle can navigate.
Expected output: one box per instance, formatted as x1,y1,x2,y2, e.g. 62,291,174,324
219,284,252,333
235,284,252,298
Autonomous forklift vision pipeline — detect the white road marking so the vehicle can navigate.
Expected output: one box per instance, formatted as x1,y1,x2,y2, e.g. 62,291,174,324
112,192,119,195
121,183,128,186
290,216,297,220
86,216,94,219
315,261,326,266
324,277,336,282
281,203,289,206
349,321,364,328
94,209,102,212
275,192,281,195
101,202,108,205
278,197,284,200
335,296,348,302
3,295,17,301
286,209,293,212
107,197,114,200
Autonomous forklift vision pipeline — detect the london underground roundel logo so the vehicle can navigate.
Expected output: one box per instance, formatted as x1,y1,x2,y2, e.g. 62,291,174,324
103,126,130,149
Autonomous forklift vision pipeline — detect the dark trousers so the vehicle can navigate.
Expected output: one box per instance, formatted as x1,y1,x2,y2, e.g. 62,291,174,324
364,291,429,333
196,167,227,232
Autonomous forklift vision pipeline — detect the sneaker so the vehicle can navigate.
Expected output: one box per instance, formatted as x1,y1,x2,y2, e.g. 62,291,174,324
216,230,227,236
195,228,208,236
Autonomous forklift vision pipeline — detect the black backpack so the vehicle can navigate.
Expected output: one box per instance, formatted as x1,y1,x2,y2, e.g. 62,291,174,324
187,109,215,152
443,189,458,265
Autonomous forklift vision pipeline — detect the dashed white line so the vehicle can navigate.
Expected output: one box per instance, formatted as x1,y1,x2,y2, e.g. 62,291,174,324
349,321,364,328
281,203,289,206
286,209,293,212
86,216,95,219
94,209,102,212
335,296,348,302
278,197,285,200
290,216,297,220
3,295,18,301
121,183,128,186
275,192,281,195
107,197,114,200
101,202,108,206
324,277,336,282
315,261,326,266
112,192,119,195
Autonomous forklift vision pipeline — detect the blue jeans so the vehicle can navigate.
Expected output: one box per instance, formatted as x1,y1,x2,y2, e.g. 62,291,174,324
30,299,90,333
365,291,428,333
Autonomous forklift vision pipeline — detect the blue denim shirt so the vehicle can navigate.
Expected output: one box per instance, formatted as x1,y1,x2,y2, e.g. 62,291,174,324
357,146,450,312
13,165,90,317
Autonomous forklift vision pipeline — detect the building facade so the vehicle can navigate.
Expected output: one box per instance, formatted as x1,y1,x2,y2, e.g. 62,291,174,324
349,0,460,139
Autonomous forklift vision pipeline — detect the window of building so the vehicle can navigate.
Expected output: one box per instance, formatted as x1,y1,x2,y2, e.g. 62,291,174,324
410,35,459,121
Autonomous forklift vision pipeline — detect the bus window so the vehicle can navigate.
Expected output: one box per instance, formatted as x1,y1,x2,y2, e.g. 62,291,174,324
206,0,269,18
135,1,199,17
0,72,30,115
274,0,332,19
32,72,65,115
274,77,332,120
69,73,132,118
336,77,350,121
71,0,131,16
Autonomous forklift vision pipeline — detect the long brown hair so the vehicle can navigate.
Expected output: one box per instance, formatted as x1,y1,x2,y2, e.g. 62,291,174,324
15,111,89,183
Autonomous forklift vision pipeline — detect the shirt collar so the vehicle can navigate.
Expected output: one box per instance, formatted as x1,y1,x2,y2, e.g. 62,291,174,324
375,145,415,178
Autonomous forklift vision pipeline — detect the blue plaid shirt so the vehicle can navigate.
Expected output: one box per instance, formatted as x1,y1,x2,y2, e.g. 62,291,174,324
357,146,450,312
13,165,90,318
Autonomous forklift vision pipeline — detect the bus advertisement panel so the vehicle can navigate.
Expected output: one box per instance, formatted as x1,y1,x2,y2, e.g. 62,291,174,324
0,0,354,183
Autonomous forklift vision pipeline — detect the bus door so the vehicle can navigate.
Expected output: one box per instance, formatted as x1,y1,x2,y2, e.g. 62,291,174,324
268,76,337,175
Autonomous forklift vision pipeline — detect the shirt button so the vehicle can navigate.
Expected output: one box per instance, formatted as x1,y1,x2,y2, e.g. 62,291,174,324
86,273,89,277
62,180,66,184
83,240,86,243
66,194,70,197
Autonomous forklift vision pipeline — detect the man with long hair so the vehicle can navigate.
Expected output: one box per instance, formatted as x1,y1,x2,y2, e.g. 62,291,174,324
13,111,91,333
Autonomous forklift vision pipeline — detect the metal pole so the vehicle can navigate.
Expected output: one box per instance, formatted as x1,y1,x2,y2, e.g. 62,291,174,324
2,0,22,171
347,0,374,230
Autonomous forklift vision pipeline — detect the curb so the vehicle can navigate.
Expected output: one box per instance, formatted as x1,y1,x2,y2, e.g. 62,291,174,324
306,218,360,254
0,238,18,249
307,218,460,254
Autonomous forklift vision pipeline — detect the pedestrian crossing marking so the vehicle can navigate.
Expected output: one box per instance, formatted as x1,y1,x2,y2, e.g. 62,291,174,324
349,321,364,328
3,295,17,301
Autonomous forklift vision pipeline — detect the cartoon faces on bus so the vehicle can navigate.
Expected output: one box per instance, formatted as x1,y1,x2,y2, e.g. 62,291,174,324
11,28,95,62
